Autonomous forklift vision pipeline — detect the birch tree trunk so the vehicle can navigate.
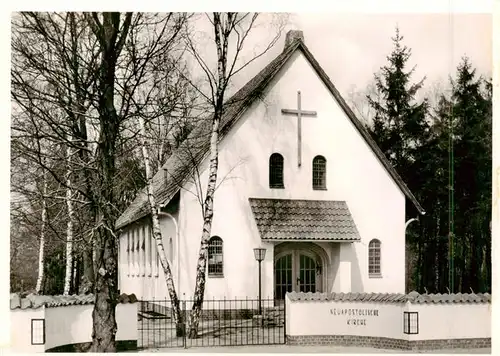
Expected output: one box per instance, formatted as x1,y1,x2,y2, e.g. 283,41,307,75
138,115,184,336
35,174,48,294
187,108,220,338
187,13,228,339
64,142,74,295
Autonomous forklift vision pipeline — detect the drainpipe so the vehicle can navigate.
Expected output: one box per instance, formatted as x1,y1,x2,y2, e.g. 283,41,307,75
157,210,180,297
404,217,419,294
405,217,419,231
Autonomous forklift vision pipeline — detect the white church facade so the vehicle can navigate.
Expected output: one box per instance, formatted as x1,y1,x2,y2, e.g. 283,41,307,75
115,30,425,303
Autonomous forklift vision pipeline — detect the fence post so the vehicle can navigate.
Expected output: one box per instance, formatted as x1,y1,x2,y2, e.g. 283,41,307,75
182,300,187,349
283,296,286,344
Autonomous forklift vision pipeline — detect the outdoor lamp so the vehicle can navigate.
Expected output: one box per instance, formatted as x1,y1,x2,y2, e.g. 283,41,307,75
253,247,267,315
253,247,267,262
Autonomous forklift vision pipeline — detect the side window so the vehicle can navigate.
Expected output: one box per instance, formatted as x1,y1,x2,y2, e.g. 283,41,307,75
312,155,327,190
208,236,224,276
269,153,284,188
31,319,45,345
368,239,381,277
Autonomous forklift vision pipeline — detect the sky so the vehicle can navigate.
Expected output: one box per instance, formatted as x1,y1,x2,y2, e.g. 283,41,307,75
223,12,492,108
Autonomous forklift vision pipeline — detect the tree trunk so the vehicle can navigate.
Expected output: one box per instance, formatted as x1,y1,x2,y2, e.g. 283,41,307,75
79,247,95,294
91,226,118,352
64,142,74,295
434,206,441,292
138,115,184,336
35,175,48,294
187,112,220,339
89,12,132,352
417,228,425,293
187,13,232,339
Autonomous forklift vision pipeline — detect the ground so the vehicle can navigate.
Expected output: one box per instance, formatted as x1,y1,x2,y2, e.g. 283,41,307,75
140,345,491,354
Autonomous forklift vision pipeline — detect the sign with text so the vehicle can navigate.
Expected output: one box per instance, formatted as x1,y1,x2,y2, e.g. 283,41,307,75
330,307,379,326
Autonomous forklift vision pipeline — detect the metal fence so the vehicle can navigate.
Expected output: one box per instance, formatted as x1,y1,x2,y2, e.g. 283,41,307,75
138,297,285,349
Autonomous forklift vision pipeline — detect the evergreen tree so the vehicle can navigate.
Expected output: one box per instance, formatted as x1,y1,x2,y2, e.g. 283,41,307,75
367,27,429,173
364,31,492,294
448,57,491,293
366,28,431,292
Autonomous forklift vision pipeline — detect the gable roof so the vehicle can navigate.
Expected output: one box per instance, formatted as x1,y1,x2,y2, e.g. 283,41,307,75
116,36,425,230
249,198,361,242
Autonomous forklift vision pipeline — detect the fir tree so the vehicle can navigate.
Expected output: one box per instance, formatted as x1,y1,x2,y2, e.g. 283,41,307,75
367,27,429,174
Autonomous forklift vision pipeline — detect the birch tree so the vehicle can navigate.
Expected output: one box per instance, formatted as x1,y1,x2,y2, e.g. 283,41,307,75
35,172,48,294
185,12,285,338
123,13,193,337
11,11,188,350
63,140,74,295
138,116,184,335
11,12,101,294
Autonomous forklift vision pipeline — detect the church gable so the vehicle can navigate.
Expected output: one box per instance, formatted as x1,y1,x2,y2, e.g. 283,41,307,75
116,30,424,230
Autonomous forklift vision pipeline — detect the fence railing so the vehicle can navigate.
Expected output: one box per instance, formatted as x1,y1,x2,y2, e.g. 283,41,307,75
138,297,285,349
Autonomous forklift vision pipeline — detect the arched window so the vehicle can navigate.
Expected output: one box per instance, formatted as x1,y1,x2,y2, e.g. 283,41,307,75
269,153,284,188
312,155,327,190
368,239,381,276
208,236,224,276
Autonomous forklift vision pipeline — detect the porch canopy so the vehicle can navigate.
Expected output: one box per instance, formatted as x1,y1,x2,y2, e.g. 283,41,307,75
249,198,361,242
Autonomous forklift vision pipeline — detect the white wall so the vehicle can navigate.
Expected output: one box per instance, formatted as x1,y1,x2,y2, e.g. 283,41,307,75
11,303,138,353
407,303,491,340
10,308,46,353
175,48,407,300
286,296,491,342
45,305,92,350
119,214,178,301
116,303,139,341
45,303,137,351
118,46,408,300
286,298,403,339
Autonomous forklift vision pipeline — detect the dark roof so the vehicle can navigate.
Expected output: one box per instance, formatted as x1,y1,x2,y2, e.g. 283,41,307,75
116,35,425,229
287,291,491,304
10,293,138,310
249,198,360,241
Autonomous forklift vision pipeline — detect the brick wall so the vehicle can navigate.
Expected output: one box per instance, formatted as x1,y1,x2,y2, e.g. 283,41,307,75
286,335,491,350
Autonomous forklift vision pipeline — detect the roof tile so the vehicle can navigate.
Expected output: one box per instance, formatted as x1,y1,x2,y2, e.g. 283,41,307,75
249,198,360,241
287,291,491,304
10,293,138,310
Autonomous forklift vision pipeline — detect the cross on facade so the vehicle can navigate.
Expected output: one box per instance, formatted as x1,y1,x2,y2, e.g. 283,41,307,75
281,90,317,167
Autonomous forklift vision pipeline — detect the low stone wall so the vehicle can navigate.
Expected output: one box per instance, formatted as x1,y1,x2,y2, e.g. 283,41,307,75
9,293,138,353
45,340,137,352
287,335,406,349
285,291,491,351
410,338,491,351
287,335,491,351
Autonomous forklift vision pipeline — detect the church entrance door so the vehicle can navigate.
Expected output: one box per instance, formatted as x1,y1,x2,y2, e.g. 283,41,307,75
274,250,320,301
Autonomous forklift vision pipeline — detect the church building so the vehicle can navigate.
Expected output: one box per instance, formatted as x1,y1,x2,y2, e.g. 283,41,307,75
115,30,425,303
